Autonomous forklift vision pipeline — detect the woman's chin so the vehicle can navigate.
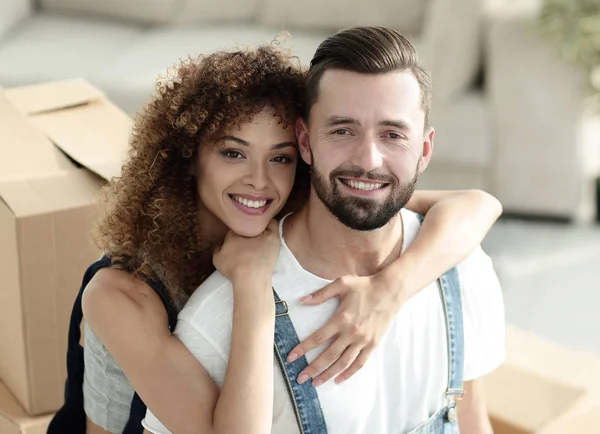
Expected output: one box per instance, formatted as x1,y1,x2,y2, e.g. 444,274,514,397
228,221,272,238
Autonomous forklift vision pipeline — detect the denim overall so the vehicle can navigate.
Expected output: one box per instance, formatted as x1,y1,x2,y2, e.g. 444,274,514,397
272,223,464,433
47,256,178,434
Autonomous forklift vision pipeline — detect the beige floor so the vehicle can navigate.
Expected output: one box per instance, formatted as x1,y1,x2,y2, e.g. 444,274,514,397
482,218,600,355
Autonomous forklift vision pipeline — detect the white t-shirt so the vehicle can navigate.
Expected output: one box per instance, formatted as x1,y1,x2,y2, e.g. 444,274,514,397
142,209,505,434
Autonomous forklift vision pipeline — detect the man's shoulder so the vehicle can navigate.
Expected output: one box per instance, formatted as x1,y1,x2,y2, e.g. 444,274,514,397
177,271,234,326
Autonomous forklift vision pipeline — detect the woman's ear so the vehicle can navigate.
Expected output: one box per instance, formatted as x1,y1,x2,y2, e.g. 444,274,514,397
296,118,312,165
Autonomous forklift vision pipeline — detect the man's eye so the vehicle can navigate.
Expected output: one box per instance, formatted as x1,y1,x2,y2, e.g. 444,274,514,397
386,132,404,140
332,129,351,135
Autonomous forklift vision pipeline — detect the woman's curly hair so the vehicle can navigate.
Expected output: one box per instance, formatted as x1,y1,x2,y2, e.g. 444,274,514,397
96,44,310,307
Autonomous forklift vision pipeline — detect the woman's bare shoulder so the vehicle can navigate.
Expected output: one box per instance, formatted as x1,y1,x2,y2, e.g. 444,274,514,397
82,266,167,329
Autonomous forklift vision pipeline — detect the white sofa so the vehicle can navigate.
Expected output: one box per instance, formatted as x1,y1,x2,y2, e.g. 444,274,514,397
0,0,491,193
485,0,600,222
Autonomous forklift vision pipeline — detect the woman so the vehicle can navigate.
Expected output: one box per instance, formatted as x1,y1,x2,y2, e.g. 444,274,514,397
49,45,501,434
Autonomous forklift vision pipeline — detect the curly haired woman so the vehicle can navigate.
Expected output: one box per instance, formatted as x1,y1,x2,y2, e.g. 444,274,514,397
48,44,501,434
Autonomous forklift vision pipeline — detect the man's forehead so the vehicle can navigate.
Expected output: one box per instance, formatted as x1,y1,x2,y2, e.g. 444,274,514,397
311,69,424,125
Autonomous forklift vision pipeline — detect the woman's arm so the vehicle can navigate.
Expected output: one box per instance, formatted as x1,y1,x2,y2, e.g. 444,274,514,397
287,189,502,385
84,222,281,434
390,189,503,297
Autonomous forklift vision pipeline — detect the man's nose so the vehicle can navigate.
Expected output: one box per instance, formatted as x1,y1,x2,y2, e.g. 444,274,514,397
350,137,384,172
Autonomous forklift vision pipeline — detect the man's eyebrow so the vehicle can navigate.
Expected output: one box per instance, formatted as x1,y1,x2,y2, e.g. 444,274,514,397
325,116,361,126
379,120,411,131
215,136,295,150
325,117,412,131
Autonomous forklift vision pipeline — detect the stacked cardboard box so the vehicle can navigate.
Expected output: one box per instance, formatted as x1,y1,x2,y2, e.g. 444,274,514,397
486,326,600,434
0,79,130,427
0,381,52,434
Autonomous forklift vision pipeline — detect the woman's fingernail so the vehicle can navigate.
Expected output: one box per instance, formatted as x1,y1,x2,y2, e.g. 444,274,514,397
300,294,313,303
297,374,308,384
288,353,299,362
313,378,324,387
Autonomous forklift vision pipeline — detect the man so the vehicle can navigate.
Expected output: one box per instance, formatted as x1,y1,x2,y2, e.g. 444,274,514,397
144,26,505,433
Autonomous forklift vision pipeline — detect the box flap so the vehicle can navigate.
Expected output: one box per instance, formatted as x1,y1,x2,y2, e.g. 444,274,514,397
4,79,131,181
0,93,73,179
504,326,600,388
0,170,101,218
485,362,586,432
3,79,105,116
485,326,600,433
541,404,600,434
27,97,131,181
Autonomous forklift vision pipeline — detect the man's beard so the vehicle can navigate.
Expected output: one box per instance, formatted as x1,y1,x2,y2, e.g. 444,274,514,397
311,163,418,231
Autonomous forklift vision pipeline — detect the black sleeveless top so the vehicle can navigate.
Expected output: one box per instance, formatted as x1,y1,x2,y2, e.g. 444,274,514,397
47,256,178,434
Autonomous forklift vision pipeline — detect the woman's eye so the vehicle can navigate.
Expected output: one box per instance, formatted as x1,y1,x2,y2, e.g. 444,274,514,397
271,155,293,164
221,149,244,159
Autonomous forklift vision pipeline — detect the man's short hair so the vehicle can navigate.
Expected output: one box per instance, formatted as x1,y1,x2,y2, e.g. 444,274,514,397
305,26,433,126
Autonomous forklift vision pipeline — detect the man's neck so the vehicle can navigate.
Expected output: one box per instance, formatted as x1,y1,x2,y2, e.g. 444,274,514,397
283,193,404,280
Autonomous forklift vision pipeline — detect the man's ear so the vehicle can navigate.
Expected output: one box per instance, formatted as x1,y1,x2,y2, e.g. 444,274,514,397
296,117,312,165
417,127,434,174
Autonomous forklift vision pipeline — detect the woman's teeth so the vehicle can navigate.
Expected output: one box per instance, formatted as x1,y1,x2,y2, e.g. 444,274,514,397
232,195,268,208
344,180,384,191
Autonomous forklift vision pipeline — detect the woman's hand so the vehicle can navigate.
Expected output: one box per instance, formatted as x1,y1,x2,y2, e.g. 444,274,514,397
288,270,409,386
213,219,281,284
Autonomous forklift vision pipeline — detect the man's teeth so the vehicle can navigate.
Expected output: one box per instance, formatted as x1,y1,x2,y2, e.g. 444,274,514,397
345,180,384,191
232,196,268,208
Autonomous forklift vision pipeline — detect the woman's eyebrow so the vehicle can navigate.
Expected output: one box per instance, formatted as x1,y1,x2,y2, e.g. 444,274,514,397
216,136,295,150
215,135,249,146
271,142,296,150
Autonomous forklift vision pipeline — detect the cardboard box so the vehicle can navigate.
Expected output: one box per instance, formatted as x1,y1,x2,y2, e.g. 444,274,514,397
0,79,130,415
0,381,52,434
485,326,600,434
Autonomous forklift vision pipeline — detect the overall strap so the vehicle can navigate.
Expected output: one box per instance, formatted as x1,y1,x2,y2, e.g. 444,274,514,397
438,268,465,402
273,290,328,434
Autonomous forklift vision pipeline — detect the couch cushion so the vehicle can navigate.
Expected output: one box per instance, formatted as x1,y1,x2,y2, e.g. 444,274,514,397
93,26,328,114
39,0,259,25
0,14,142,88
429,91,491,167
259,0,429,35
0,0,31,39
417,91,490,191
419,0,483,102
